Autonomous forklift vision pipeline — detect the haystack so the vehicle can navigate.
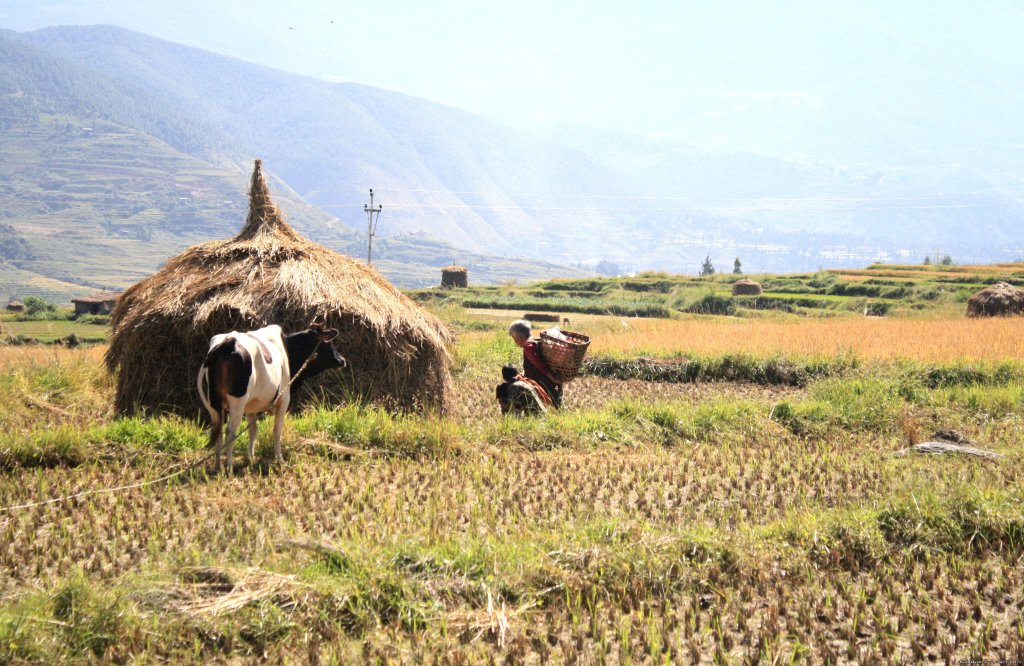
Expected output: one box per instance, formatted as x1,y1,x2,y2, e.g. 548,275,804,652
106,160,454,416
731,279,763,296
965,282,1024,318
441,264,468,288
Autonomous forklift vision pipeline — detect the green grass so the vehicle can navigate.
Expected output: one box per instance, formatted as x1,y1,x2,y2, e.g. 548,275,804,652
1,318,109,343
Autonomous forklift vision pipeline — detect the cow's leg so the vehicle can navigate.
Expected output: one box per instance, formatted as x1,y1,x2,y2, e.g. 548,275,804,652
199,367,223,470
224,409,244,474
246,415,258,466
272,395,288,464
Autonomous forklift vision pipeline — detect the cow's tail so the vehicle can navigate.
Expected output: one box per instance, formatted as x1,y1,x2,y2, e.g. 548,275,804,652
197,361,221,450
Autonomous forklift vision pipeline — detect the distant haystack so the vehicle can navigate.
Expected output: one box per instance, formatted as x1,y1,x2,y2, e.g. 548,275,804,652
441,264,468,288
106,160,454,416
966,282,1024,317
731,279,763,296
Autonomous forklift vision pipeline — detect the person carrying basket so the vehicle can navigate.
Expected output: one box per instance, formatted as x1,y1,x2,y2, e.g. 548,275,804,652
508,319,563,409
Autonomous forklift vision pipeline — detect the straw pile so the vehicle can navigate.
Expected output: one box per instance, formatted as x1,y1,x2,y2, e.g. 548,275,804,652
731,279,763,296
965,282,1024,318
106,160,454,416
441,264,468,288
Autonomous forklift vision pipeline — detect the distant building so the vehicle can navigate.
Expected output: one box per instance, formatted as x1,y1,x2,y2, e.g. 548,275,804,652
6,300,25,313
71,291,121,316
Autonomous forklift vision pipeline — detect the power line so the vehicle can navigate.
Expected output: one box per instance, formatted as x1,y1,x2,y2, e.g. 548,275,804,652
304,187,992,203
154,200,1015,216
310,202,1006,213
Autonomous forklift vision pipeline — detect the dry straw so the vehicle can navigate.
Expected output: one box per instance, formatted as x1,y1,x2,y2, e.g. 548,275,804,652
965,282,1024,317
106,159,454,416
441,264,468,288
731,278,764,296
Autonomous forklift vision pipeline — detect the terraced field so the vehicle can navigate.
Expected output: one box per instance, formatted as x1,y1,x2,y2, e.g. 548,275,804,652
412,262,1024,320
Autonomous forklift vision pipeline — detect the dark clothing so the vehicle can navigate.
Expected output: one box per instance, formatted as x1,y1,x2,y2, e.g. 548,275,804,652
496,378,549,416
522,338,562,408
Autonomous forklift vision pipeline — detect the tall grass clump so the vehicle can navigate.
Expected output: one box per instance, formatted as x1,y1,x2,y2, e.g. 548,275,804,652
450,331,520,377
611,399,762,446
485,408,632,451
294,404,459,458
0,347,111,431
768,376,907,436
0,425,87,470
89,416,206,454
583,352,854,387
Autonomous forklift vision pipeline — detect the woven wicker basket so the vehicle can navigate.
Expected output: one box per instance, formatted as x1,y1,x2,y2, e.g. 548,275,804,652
539,330,591,382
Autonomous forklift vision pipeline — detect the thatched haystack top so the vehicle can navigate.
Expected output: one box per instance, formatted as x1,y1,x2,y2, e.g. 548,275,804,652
107,160,454,415
966,282,1024,318
71,291,121,304
113,160,446,341
440,264,469,288
731,278,763,296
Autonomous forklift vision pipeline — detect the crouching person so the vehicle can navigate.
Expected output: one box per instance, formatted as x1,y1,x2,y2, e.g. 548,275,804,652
496,364,553,416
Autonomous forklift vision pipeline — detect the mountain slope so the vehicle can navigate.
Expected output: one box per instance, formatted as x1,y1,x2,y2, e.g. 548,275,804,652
18,25,650,262
0,30,590,302
4,22,1023,288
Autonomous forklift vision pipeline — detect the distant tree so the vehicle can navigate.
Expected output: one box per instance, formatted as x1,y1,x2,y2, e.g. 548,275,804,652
699,254,716,276
939,255,954,266
923,256,931,265
733,257,742,274
22,296,57,316
595,260,622,276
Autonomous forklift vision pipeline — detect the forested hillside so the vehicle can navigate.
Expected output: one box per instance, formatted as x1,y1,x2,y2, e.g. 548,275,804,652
0,28,589,302
16,25,645,260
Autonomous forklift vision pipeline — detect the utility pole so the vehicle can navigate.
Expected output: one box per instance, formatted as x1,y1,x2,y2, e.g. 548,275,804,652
364,188,382,266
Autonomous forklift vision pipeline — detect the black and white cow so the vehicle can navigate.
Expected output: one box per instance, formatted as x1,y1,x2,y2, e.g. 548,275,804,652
197,322,347,471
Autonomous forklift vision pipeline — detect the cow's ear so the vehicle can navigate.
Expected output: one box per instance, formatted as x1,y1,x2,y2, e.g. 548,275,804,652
318,328,339,342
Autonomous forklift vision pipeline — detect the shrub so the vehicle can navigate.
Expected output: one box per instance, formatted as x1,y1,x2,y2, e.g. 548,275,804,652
22,296,56,316
684,293,735,315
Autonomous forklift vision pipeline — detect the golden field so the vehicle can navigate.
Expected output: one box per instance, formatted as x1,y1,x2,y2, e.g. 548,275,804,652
582,316,1024,362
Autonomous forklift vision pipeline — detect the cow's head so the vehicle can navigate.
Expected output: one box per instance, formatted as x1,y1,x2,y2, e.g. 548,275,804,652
284,323,348,390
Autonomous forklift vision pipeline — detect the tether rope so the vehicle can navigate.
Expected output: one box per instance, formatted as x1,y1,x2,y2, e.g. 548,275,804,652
0,453,212,514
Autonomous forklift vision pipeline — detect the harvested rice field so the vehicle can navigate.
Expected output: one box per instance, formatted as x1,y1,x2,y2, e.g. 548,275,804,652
1,309,1022,663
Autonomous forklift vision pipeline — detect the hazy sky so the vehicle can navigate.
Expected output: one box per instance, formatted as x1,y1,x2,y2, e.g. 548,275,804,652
3,1,1024,154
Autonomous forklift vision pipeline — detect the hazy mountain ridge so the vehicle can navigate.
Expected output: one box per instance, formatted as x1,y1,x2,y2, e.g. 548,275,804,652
0,28,593,302
17,26,648,260
2,21,1023,298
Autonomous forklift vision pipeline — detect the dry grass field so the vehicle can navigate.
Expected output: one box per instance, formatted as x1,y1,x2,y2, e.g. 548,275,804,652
0,310,1022,663
582,316,1024,362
